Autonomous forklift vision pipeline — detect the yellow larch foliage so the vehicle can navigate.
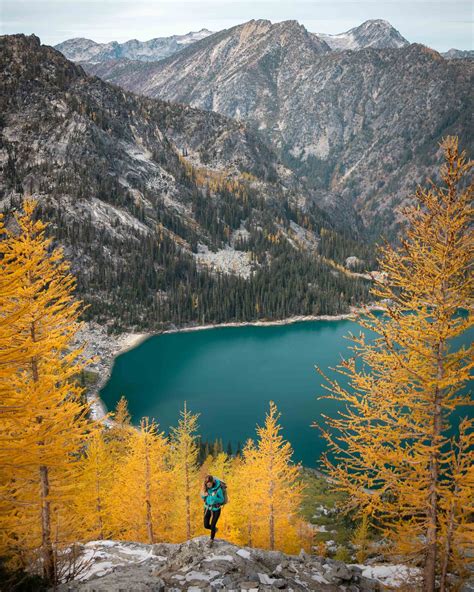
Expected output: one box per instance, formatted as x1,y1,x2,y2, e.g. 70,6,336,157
168,403,201,542
226,439,260,547
0,199,93,583
73,429,116,541
177,152,252,200
0,213,34,413
351,512,372,564
237,402,305,553
316,137,473,592
105,395,134,459
438,418,473,591
108,418,171,544
215,453,247,545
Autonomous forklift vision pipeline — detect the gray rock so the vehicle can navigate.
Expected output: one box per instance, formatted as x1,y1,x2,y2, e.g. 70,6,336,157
54,536,385,592
324,561,353,583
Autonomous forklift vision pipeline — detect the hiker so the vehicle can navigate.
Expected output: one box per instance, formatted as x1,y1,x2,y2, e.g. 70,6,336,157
201,474,225,546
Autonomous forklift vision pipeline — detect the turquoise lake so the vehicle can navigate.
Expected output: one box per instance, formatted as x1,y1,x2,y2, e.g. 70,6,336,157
100,319,473,467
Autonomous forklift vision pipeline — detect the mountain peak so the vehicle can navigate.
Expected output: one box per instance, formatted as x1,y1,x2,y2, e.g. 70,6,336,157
231,18,329,53
317,19,409,50
359,19,393,28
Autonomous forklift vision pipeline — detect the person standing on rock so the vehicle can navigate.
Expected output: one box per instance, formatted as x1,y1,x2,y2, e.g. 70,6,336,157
201,474,225,547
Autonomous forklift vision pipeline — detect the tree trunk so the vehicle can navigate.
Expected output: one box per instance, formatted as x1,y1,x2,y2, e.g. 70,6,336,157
31,321,55,583
423,342,444,592
95,464,104,540
144,441,154,544
269,454,275,550
185,440,191,540
40,464,55,583
439,497,455,592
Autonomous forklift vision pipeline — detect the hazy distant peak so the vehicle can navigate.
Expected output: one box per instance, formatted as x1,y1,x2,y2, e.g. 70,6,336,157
317,19,409,51
442,48,474,60
55,29,214,63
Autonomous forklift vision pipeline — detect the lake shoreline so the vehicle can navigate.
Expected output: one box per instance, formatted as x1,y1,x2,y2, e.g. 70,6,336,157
161,308,376,336
82,303,384,422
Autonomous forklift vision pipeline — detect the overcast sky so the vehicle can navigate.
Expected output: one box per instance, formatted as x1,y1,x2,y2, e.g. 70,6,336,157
1,0,472,52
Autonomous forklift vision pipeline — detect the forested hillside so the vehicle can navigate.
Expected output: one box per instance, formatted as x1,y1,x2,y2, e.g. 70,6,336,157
0,34,373,332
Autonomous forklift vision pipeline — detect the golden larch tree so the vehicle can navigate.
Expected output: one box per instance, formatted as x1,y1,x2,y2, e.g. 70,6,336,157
239,402,305,553
0,200,93,583
316,137,473,591
168,402,201,542
108,418,171,543
73,429,116,541
105,395,133,460
225,439,260,547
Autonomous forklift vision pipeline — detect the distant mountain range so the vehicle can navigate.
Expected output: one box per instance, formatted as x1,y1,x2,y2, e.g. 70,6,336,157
442,48,474,60
55,20,471,64
81,19,473,236
1,34,373,331
55,29,213,63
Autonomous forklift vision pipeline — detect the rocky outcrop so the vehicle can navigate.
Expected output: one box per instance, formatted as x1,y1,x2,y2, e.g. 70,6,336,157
55,536,399,591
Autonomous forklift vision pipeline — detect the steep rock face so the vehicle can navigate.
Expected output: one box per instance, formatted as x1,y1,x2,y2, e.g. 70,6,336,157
55,29,213,63
55,536,408,591
85,20,331,118
1,34,372,330
317,19,409,51
84,22,473,237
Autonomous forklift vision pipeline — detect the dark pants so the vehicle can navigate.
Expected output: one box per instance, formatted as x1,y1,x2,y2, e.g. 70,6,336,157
204,508,221,539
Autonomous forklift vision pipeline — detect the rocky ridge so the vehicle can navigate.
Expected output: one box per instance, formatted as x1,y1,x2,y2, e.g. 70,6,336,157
55,19,410,65
56,536,419,591
55,29,213,63
83,20,473,237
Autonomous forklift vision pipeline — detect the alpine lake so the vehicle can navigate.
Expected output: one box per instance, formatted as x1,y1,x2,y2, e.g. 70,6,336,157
100,317,473,467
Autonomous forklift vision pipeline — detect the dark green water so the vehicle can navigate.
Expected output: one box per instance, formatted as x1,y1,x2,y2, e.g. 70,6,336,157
100,320,473,467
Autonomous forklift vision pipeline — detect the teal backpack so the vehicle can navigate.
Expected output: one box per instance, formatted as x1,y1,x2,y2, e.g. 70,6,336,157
218,480,229,505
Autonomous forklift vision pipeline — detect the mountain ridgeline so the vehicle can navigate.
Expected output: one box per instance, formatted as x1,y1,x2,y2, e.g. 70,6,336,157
54,19,410,65
83,19,473,237
55,29,213,63
0,34,372,332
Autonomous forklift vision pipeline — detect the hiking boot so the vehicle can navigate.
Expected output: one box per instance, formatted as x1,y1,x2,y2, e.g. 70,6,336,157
208,538,214,548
